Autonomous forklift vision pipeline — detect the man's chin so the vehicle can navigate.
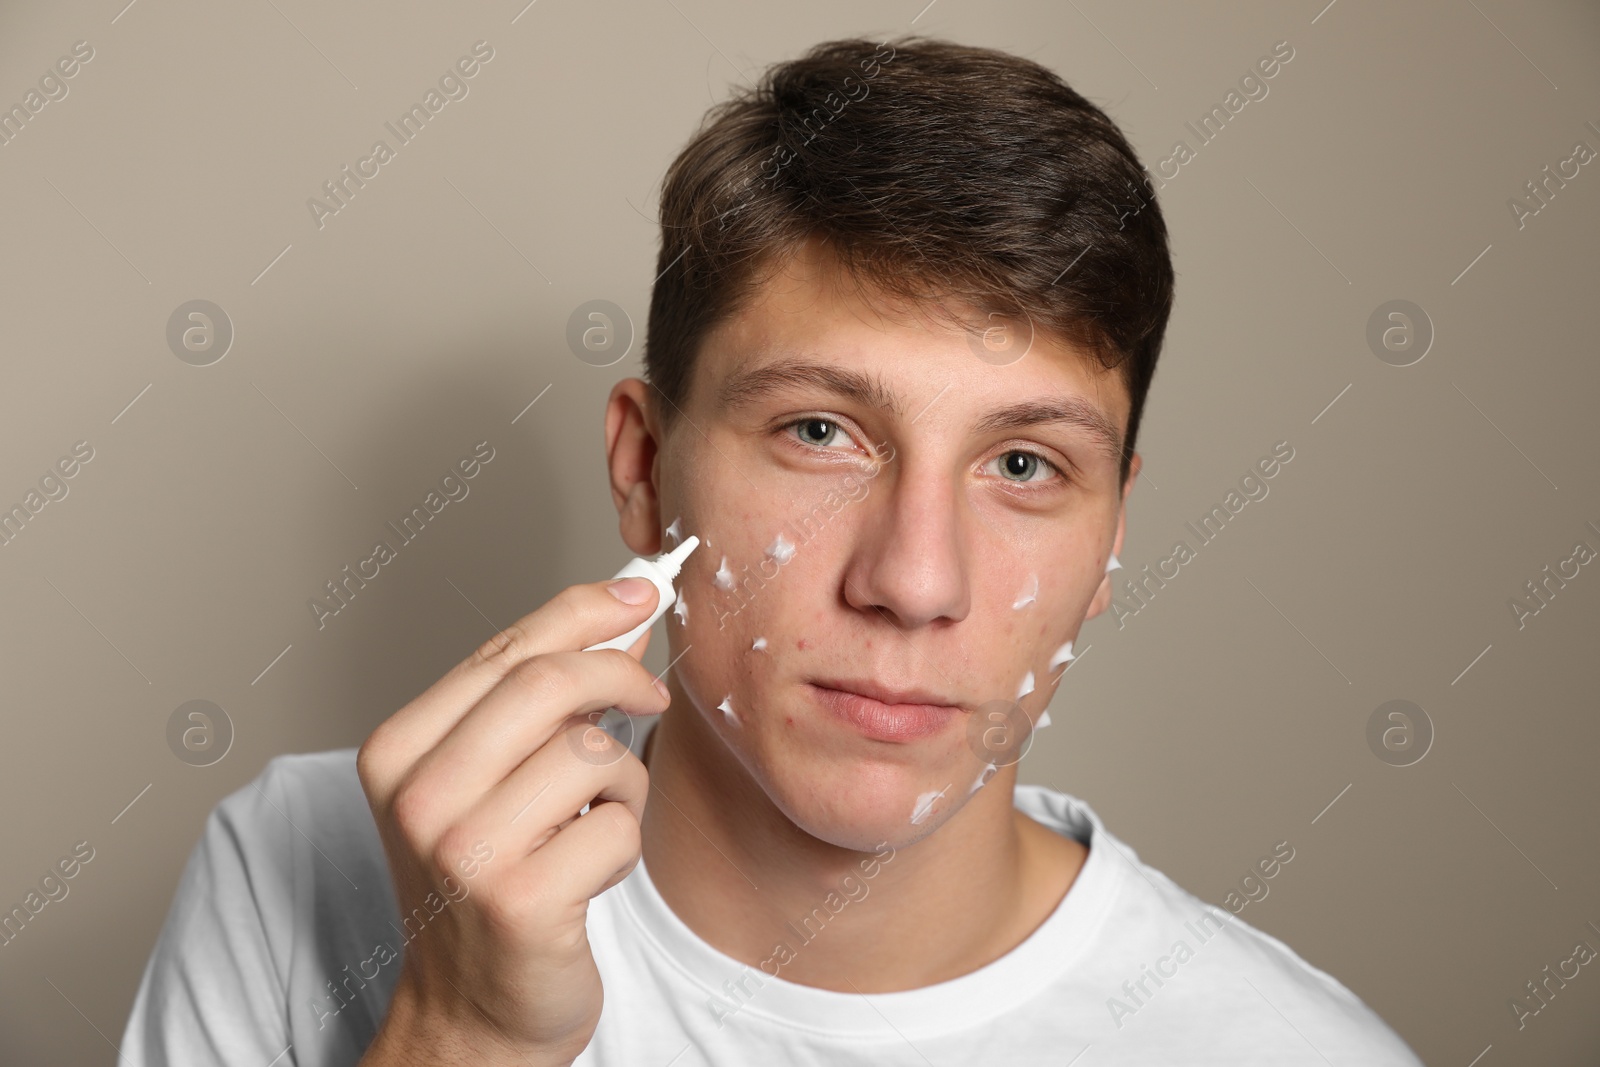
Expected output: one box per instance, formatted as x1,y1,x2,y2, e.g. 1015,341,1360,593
678,681,990,846
746,744,979,851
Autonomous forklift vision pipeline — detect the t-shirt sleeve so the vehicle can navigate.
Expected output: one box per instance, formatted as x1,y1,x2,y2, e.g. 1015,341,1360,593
121,757,298,1066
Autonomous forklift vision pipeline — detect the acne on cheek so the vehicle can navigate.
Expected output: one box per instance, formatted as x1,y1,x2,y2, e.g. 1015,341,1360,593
994,566,1089,689
672,496,808,719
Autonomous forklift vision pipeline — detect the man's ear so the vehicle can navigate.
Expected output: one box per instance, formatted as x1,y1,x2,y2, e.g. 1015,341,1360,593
604,378,663,557
1084,452,1141,620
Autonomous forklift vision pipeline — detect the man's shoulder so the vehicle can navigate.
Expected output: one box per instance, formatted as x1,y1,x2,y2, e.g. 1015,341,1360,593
221,746,364,816
1015,783,1423,1064
256,745,363,790
209,747,365,836
208,746,387,896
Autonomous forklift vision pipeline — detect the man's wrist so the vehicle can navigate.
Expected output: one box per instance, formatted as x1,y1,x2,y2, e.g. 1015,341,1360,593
359,976,577,1067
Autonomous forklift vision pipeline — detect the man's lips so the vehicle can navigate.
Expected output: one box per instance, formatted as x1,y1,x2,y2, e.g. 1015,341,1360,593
807,681,962,743
809,678,957,708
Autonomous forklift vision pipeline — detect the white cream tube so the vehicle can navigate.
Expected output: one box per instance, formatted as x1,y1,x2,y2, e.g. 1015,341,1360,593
583,535,700,653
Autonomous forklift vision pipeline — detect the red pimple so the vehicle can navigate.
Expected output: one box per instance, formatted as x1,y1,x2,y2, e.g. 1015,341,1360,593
797,637,809,651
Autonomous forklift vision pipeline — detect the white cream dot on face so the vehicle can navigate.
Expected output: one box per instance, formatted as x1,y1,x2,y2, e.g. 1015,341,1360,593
1036,709,1052,730
718,694,739,726
1016,670,1035,699
713,555,735,590
765,532,795,565
664,517,683,547
672,586,688,625
967,762,998,795
1012,572,1039,610
1049,641,1075,671
752,636,768,651
909,784,950,825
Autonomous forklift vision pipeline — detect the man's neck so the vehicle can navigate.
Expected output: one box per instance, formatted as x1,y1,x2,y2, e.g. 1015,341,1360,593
636,705,1087,993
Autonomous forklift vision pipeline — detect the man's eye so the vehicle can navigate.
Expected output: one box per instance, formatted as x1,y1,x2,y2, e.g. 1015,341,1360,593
987,450,1061,484
787,417,851,449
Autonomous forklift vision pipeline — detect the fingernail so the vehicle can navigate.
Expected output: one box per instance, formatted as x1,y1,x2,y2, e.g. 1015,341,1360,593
653,678,671,703
607,577,654,604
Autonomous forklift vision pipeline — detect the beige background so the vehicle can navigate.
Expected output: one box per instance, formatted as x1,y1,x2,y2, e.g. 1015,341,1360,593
1,0,1597,1063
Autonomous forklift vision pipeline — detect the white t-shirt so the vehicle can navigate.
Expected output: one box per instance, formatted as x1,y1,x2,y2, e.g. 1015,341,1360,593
121,722,1423,1066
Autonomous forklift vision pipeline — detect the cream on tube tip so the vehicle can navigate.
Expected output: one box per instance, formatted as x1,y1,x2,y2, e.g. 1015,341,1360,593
583,535,700,653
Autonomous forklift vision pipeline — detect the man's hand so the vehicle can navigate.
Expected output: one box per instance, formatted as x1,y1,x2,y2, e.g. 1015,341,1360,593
355,576,669,1067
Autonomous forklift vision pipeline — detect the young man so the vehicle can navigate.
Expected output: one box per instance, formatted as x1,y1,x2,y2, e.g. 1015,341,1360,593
122,36,1423,1065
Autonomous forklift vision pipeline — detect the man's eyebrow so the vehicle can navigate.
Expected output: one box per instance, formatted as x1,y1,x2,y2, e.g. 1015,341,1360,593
717,357,904,419
972,396,1125,464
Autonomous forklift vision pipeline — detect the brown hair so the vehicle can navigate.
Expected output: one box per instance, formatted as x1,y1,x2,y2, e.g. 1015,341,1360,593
643,35,1173,487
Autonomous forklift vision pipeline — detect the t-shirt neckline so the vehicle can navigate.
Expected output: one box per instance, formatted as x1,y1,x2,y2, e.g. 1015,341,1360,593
611,781,1123,1041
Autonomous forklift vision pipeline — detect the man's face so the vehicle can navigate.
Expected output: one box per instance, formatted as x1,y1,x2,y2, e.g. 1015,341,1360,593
631,241,1137,851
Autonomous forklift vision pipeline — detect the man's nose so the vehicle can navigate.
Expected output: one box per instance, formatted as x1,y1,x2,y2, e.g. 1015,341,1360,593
840,457,971,630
